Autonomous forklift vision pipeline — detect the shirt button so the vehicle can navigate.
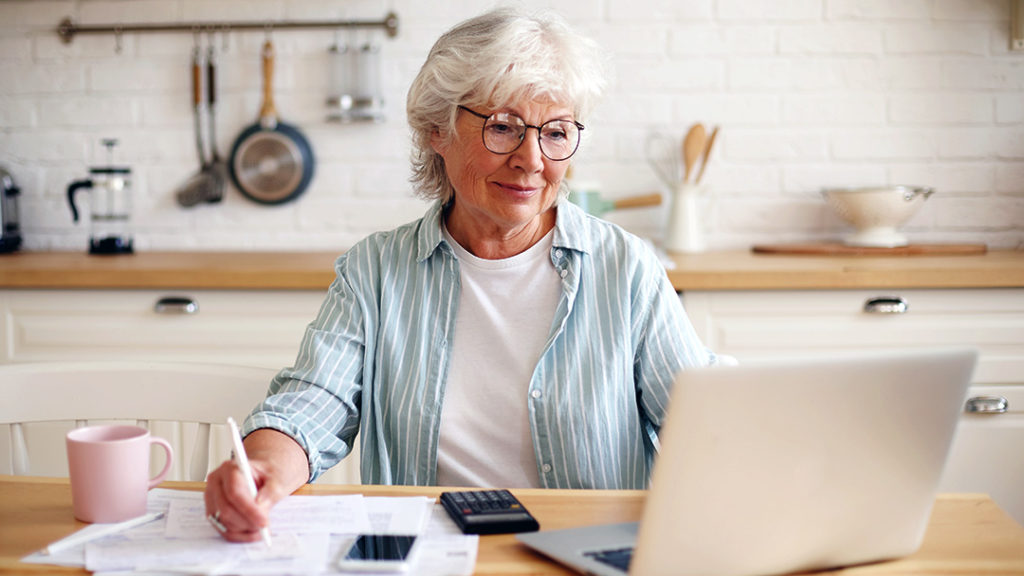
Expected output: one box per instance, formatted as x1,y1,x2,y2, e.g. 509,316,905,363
530,389,542,399
559,269,567,278
554,249,564,258
541,464,552,473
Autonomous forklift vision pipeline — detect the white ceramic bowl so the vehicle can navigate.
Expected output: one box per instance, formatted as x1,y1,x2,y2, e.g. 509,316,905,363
821,186,934,247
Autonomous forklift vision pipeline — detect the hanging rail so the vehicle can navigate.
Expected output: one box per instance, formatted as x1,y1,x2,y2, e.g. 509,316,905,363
57,11,399,44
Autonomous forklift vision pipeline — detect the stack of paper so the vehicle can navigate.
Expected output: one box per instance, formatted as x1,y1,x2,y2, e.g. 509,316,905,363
23,488,478,575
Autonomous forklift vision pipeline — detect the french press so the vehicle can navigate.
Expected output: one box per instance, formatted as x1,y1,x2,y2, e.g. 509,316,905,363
67,139,133,254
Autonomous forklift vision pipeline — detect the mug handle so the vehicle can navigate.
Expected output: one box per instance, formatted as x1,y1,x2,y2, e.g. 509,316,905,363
148,437,174,489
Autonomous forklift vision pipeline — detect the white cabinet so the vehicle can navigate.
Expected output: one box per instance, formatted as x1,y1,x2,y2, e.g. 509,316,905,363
682,288,1024,525
0,289,325,368
0,289,361,484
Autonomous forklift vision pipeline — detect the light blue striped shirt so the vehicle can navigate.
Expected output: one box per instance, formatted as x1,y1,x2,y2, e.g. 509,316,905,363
245,199,714,489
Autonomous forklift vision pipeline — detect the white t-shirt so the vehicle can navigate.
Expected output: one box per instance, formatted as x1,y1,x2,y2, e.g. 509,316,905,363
436,226,561,488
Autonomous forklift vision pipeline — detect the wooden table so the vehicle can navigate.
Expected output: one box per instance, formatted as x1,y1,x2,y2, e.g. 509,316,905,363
2,476,1024,575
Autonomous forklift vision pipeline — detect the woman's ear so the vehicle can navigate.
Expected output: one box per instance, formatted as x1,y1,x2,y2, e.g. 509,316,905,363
430,129,448,156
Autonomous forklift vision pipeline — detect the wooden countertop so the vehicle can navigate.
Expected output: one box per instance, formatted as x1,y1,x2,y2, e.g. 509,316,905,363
667,249,1024,290
3,476,1024,575
1,250,1022,291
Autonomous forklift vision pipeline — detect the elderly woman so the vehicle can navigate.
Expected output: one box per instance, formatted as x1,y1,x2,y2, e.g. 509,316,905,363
204,7,715,542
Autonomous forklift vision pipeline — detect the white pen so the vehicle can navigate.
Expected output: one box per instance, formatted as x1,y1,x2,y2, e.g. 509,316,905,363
43,511,164,555
226,417,273,547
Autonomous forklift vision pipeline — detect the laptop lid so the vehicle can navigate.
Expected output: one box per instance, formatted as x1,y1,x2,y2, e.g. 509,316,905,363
518,348,976,576
632,347,976,576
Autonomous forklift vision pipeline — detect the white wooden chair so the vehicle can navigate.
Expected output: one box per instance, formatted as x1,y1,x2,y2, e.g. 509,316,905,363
0,361,276,481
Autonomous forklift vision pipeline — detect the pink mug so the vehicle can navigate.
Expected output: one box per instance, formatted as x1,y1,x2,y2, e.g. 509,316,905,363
66,425,173,523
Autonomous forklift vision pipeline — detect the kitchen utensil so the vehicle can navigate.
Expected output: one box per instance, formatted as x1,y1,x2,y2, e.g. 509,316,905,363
694,125,718,184
326,37,352,121
327,35,385,123
681,123,706,183
0,167,22,253
204,39,226,203
176,43,216,207
645,133,680,189
67,139,134,255
821,186,934,248
568,190,662,217
229,39,315,205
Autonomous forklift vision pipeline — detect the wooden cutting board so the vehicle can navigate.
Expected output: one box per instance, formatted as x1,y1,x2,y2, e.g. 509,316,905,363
752,243,988,256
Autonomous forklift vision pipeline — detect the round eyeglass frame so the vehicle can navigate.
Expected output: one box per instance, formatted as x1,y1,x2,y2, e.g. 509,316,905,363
457,105,585,161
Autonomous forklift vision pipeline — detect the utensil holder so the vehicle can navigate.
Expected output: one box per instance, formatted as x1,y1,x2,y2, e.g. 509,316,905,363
666,183,704,253
327,36,384,123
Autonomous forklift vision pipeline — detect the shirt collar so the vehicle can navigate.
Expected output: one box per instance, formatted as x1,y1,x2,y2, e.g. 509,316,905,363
415,200,448,262
551,198,593,256
415,197,594,262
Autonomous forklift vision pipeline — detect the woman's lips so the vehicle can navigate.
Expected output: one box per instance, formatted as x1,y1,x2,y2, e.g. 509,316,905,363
493,181,541,198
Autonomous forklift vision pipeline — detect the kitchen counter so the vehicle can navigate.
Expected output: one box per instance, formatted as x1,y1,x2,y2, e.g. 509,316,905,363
1,250,1022,291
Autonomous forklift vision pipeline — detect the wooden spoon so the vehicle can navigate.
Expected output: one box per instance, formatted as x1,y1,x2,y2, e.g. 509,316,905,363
695,125,719,184
682,123,706,184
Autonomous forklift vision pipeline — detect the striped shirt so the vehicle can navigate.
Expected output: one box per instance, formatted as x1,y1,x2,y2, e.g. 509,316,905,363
245,199,715,489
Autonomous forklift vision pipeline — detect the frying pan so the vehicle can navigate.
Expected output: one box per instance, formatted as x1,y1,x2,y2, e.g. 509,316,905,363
229,40,314,205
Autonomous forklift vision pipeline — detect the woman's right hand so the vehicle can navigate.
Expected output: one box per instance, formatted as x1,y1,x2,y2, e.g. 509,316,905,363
203,428,310,542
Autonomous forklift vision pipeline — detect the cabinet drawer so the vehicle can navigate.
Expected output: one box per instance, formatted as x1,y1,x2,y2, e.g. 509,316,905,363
2,289,325,368
683,288,1024,385
940,384,1024,525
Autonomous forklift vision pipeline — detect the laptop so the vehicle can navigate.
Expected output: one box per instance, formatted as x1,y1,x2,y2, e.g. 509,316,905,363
518,348,977,576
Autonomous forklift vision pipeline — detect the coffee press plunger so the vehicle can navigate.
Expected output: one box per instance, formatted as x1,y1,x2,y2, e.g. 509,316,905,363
67,139,134,254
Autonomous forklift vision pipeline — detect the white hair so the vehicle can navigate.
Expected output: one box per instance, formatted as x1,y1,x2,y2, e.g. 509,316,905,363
406,6,609,202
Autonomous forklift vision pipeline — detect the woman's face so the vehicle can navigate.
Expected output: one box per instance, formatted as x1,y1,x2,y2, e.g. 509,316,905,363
432,99,574,243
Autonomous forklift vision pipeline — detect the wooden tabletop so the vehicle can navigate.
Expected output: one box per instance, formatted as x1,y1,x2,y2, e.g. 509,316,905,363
2,476,1023,575
1,250,1022,291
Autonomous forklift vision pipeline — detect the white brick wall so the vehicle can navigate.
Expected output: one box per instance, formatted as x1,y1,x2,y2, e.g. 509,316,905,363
0,0,1021,252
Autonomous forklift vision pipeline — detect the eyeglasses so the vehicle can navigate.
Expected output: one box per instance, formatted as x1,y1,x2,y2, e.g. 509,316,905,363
458,105,584,161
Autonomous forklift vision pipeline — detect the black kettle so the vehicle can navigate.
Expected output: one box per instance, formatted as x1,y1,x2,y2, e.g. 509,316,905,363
0,167,22,253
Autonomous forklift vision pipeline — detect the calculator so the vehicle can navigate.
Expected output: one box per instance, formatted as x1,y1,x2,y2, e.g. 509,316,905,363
439,489,540,535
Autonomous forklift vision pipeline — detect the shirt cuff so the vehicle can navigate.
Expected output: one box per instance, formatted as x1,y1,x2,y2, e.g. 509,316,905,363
242,412,321,482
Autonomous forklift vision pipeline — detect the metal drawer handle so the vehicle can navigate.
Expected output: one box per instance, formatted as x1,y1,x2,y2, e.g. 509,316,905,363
964,396,1008,414
863,296,908,314
154,296,198,315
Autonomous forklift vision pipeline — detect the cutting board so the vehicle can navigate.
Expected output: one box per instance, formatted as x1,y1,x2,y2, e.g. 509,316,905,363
752,243,988,256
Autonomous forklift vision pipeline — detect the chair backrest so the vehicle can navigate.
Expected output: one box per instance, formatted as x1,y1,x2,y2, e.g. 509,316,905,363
0,361,275,481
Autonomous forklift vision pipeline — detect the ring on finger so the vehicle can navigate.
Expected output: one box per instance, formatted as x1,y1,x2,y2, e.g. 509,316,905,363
208,512,227,534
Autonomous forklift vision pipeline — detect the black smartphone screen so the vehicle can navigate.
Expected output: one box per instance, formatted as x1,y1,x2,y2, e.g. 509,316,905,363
344,535,417,562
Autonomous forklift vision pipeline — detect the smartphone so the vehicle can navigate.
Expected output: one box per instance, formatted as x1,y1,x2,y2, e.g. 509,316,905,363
337,534,419,573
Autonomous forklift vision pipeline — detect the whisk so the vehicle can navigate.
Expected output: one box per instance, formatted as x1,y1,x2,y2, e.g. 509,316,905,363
645,133,681,189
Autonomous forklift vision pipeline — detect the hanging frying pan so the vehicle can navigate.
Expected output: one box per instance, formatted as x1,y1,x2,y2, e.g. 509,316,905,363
229,39,314,205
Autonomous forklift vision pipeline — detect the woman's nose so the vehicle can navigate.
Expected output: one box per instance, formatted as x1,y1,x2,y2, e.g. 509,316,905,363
509,131,545,172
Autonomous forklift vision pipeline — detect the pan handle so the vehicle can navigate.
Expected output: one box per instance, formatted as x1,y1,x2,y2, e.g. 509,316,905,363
206,43,216,108
192,46,202,108
259,40,278,129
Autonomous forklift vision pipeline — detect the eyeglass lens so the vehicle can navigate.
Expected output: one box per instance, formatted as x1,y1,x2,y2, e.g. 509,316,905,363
483,113,580,161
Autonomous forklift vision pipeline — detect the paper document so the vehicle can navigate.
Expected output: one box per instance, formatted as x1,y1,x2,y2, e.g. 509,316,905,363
364,496,433,534
24,488,479,575
164,493,371,539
